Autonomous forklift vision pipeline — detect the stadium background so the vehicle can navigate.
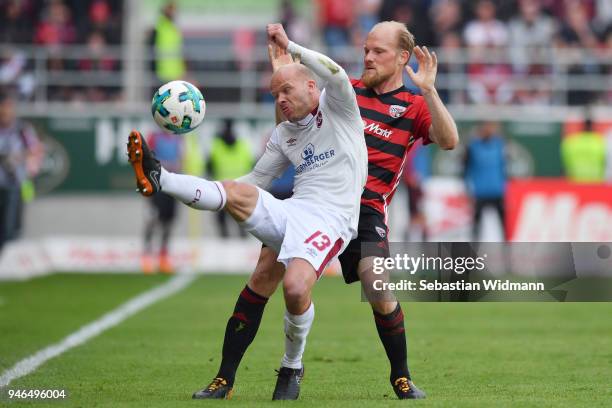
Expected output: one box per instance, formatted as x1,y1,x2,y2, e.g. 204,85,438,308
2,0,612,275
0,1,611,406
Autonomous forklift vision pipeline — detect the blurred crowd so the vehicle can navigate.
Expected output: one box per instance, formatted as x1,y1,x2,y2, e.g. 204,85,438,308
305,0,612,105
0,0,123,101
2,0,612,105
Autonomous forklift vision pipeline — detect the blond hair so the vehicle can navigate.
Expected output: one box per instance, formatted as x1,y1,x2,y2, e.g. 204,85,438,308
372,21,415,56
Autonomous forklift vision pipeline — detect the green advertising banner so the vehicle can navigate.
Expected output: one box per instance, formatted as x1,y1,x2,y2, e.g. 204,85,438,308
431,120,564,179
28,116,276,195
29,116,145,194
27,115,565,195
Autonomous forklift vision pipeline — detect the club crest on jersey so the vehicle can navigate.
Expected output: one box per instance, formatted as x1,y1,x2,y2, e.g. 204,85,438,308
316,110,323,128
287,137,297,146
302,143,315,160
375,226,387,238
389,105,406,118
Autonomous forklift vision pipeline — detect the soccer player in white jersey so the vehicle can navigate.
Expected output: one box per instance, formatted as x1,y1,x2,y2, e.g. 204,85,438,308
187,21,457,401
127,23,367,400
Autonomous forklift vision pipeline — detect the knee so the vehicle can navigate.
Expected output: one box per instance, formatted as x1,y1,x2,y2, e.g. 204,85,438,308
283,275,309,305
223,180,256,204
250,268,280,292
221,180,258,220
370,300,398,315
249,254,284,297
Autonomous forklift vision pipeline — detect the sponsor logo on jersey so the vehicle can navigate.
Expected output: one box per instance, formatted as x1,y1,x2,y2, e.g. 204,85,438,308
389,104,407,118
287,137,297,146
316,110,323,128
296,143,336,174
302,143,315,160
375,226,387,238
363,120,393,138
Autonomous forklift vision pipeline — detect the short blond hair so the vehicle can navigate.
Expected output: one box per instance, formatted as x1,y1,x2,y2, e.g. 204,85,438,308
372,21,415,55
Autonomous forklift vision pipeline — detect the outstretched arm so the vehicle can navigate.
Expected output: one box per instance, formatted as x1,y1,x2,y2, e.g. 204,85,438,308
268,42,293,125
267,23,353,102
406,46,458,150
236,129,289,190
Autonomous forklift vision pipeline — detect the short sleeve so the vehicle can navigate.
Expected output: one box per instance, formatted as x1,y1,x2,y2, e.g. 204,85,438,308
412,96,432,145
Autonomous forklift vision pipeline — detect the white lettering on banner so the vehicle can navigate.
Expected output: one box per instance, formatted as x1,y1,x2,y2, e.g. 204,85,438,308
514,194,612,241
514,194,576,241
95,119,114,165
94,118,275,166
95,118,150,165
575,203,612,241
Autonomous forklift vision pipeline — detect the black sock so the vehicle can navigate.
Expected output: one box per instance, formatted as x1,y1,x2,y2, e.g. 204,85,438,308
373,303,410,382
217,285,268,386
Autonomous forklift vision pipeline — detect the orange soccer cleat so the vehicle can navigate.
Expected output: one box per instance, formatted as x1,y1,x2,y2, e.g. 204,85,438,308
127,130,161,196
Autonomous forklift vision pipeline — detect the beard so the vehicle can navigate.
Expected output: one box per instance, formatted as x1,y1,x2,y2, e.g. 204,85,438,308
360,68,392,89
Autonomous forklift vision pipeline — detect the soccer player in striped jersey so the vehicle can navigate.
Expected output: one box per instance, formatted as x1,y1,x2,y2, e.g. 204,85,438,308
195,21,458,400
337,21,457,398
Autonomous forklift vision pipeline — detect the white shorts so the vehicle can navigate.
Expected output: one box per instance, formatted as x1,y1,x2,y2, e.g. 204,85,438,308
240,188,351,277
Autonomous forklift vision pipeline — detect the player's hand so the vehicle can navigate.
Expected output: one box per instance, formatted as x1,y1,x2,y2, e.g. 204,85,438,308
267,23,289,51
268,42,293,72
405,46,437,95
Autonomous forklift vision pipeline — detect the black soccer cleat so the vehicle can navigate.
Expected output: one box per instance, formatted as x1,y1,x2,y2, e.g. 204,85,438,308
126,130,161,196
192,377,233,399
272,366,304,400
392,377,426,399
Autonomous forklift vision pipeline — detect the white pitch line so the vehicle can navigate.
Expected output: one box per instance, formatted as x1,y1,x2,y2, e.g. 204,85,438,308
0,274,196,388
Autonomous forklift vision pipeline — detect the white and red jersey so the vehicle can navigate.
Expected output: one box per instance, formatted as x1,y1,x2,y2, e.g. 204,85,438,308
239,41,367,239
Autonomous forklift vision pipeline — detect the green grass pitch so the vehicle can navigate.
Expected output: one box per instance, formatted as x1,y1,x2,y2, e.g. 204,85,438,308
0,273,611,407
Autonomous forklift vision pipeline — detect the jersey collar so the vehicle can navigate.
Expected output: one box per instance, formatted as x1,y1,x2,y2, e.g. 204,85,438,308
293,105,319,127
373,85,406,97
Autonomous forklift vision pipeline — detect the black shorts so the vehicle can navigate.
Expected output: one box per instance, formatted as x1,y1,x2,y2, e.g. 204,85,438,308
151,192,177,222
338,205,390,284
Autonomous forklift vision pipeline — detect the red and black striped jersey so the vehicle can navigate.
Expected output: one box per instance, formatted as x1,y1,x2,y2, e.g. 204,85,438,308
351,78,432,220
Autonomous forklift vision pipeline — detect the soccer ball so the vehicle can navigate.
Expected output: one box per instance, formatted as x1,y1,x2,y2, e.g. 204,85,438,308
151,80,206,134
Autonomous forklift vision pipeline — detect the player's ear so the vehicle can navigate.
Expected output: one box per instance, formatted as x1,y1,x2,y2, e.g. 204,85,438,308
399,50,409,66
